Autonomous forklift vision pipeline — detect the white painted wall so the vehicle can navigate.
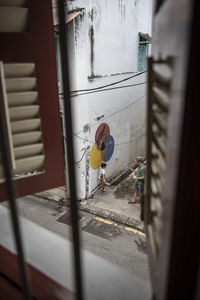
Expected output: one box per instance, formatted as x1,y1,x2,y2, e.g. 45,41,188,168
65,0,153,199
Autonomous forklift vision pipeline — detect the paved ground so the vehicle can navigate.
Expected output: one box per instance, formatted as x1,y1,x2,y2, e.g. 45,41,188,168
82,172,144,230
35,171,144,231
1,195,150,285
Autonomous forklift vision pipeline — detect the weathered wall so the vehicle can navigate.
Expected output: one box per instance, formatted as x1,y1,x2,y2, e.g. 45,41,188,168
65,0,153,199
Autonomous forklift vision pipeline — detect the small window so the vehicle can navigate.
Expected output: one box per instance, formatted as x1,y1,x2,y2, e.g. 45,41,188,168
137,34,150,72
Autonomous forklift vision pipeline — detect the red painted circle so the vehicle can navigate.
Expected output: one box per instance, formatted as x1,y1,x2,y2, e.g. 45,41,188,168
95,123,110,150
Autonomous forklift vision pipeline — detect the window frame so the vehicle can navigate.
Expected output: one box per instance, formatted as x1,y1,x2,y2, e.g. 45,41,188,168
0,0,65,201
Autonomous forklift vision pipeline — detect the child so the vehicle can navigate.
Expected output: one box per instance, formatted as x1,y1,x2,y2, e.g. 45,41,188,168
99,162,110,192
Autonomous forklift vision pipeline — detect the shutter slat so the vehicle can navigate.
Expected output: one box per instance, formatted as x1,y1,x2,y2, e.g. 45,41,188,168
151,196,163,215
13,132,42,147
8,92,38,107
0,7,28,33
152,126,166,157
6,78,36,93
9,105,39,121
14,144,43,160
11,119,41,134
14,155,45,175
153,86,169,112
4,63,35,78
153,63,172,86
153,112,167,135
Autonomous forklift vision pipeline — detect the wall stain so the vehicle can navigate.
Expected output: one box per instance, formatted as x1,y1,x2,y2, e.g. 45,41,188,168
88,7,97,22
68,7,85,48
119,0,126,22
89,25,95,77
67,7,85,14
74,18,80,47
88,71,135,81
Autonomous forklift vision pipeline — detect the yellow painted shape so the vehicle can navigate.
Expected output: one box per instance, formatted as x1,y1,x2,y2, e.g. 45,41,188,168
93,216,145,237
90,143,103,170
94,216,113,225
125,226,146,237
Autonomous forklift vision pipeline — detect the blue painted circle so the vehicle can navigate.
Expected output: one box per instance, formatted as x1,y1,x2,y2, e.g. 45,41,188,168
102,135,115,162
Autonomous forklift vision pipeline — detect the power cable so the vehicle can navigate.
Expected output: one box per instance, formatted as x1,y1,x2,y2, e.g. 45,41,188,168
75,94,146,135
73,130,146,146
59,70,148,94
63,133,146,164
70,81,147,98
75,146,90,164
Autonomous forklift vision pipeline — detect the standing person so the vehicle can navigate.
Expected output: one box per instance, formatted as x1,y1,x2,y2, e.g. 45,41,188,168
128,156,146,205
99,162,110,192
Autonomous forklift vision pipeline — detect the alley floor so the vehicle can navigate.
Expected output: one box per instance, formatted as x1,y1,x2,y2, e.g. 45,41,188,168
84,172,144,230
34,171,144,231
0,169,151,299
1,194,149,285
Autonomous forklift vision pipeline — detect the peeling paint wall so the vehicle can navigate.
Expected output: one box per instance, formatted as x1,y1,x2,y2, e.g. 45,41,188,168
64,0,153,199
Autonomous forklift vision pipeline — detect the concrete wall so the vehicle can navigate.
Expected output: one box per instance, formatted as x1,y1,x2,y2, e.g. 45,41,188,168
65,0,153,199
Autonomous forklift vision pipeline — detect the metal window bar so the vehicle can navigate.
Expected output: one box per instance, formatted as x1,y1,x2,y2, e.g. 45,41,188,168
58,1,84,300
0,66,31,298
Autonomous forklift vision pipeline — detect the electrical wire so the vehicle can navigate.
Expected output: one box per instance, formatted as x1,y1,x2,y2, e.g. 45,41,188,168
75,94,146,135
70,81,147,98
59,70,148,94
73,129,146,146
63,133,146,164
75,147,89,164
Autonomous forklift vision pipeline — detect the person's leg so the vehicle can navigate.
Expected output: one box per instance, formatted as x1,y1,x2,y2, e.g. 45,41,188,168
132,189,138,203
100,178,106,191
102,179,105,191
129,183,138,203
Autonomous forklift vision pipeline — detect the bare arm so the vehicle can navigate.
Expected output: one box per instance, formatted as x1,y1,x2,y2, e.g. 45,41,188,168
133,175,145,180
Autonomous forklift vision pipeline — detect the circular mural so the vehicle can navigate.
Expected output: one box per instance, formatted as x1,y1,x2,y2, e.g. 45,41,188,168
90,123,115,169
102,135,115,162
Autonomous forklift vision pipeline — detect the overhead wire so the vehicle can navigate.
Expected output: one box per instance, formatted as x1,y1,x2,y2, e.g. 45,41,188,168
73,131,146,146
69,133,146,165
74,133,146,146
59,70,148,94
70,81,147,98
75,94,146,135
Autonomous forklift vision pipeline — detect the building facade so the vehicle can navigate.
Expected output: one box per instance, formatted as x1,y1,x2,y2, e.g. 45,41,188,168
56,0,153,199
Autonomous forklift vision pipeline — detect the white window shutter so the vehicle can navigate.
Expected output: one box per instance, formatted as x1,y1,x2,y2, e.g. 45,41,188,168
0,62,45,182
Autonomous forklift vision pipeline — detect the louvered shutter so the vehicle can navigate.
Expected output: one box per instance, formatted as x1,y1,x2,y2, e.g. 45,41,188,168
146,57,172,258
0,62,45,182
0,0,65,201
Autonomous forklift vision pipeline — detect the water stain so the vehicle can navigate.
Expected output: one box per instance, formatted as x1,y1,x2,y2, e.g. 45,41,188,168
135,237,147,254
114,176,134,200
89,25,95,76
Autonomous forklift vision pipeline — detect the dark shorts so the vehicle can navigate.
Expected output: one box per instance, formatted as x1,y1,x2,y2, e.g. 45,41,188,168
134,182,144,193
